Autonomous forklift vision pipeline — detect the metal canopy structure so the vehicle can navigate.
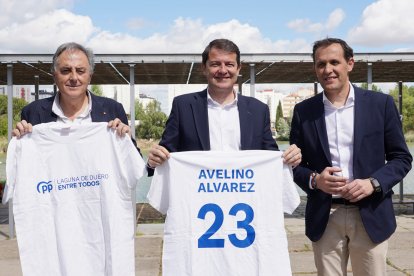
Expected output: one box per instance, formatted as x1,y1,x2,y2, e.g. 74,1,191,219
1,52,414,86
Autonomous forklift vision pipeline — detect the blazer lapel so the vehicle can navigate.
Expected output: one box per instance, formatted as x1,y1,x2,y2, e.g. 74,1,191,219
238,96,253,149
353,88,368,163
90,93,110,122
40,96,58,122
191,91,210,150
313,96,331,165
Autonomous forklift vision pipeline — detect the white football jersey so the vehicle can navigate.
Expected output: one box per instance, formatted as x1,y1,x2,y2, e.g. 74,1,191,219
148,150,300,276
3,122,145,276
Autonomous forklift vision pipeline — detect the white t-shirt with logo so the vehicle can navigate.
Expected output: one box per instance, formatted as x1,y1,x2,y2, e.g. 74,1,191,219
148,150,300,276
2,122,145,276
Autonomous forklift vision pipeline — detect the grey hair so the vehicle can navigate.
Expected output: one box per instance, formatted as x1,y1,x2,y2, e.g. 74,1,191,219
51,42,95,74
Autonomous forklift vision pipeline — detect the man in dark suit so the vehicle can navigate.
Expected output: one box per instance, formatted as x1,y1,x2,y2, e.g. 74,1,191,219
13,42,134,143
290,38,412,275
147,38,302,172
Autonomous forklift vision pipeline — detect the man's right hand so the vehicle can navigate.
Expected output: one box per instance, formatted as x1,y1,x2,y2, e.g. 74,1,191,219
12,120,33,138
314,166,348,195
147,145,170,168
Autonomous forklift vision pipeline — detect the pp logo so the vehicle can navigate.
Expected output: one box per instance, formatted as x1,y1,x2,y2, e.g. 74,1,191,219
37,181,53,194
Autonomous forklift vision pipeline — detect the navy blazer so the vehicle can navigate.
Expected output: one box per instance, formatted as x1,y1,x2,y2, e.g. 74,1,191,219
20,92,140,151
290,86,412,243
147,89,279,175
160,89,278,151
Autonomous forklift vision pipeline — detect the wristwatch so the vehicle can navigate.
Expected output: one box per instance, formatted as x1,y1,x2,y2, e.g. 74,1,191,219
311,172,318,189
369,177,382,193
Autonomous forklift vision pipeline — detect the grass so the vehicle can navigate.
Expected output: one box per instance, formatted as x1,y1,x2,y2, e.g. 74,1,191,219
0,136,8,153
405,131,414,143
137,139,157,155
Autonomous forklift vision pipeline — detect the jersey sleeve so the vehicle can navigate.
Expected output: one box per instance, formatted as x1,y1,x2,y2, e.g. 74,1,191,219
282,165,300,214
2,138,19,204
147,162,170,215
123,137,146,189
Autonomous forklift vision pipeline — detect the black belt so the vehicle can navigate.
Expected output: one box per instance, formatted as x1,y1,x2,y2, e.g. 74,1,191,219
331,198,358,206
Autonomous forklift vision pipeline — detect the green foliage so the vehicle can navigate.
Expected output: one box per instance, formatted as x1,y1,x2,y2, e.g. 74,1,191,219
0,95,28,136
360,83,382,92
276,118,290,140
275,100,283,131
389,84,414,133
90,84,103,96
135,100,167,140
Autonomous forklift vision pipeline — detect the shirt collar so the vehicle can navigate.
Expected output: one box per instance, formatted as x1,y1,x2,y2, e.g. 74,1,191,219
322,82,355,108
207,88,238,108
52,90,93,119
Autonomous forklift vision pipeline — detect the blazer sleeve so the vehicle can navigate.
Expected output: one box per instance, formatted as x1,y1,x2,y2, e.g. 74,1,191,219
158,97,181,153
147,97,181,177
369,95,412,195
290,104,313,194
262,104,279,151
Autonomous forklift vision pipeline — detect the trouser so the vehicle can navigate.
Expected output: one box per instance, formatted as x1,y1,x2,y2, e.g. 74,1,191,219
312,204,388,276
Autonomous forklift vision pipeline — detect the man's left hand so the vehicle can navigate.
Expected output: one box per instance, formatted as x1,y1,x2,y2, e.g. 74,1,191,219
340,178,374,202
108,118,131,137
282,144,302,168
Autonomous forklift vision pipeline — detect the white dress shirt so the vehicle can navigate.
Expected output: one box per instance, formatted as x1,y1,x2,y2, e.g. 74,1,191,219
207,90,241,151
323,83,355,182
52,91,93,124
309,83,355,191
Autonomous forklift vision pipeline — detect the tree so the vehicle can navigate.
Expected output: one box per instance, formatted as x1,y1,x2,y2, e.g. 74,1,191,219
275,100,284,131
135,100,167,140
90,84,103,96
359,83,382,92
0,95,28,136
389,84,414,133
276,118,290,140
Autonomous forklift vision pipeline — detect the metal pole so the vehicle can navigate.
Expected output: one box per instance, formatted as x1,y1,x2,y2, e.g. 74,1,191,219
34,75,39,101
7,64,15,239
367,63,372,90
314,82,318,95
129,64,136,139
238,75,242,95
129,64,137,232
398,81,403,202
249,64,256,98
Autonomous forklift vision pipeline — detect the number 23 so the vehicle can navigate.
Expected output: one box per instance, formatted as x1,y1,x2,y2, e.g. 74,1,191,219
197,203,255,248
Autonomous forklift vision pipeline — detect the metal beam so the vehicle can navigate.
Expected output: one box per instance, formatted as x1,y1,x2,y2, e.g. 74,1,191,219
1,52,413,64
109,62,129,84
186,62,194,84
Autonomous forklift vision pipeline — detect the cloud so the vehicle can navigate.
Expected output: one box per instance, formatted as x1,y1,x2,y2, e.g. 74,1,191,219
287,8,345,34
125,18,147,31
0,9,96,53
0,3,310,54
326,9,346,31
0,0,72,29
89,18,311,54
348,0,414,47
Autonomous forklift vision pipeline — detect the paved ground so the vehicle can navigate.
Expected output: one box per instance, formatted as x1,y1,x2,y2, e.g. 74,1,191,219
1,198,413,276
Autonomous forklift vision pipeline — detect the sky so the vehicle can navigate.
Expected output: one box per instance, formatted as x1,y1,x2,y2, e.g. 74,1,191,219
1,0,414,54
